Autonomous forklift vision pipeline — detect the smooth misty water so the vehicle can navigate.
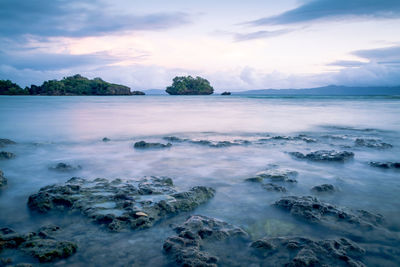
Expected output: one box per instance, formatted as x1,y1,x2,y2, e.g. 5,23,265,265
0,95,400,266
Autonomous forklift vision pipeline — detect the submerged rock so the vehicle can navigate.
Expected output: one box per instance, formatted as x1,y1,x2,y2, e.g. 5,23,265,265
255,168,298,183
0,170,7,188
311,184,336,193
163,136,251,147
355,138,393,149
0,226,77,263
369,161,400,169
133,141,172,149
262,183,287,192
289,150,354,162
28,176,215,232
259,135,317,144
49,163,82,172
0,151,16,160
273,196,390,241
0,139,16,147
163,215,248,267
251,236,365,267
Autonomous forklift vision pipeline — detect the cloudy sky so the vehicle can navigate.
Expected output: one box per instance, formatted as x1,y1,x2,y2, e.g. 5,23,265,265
1,0,400,91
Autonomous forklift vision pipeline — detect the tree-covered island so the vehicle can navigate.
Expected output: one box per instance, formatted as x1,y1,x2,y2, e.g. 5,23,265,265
166,76,214,95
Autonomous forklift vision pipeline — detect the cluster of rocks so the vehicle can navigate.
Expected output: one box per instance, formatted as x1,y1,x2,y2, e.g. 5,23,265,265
251,236,365,267
355,138,393,149
133,141,172,149
163,215,248,267
28,176,215,232
289,150,354,162
163,136,251,148
49,163,82,172
0,225,77,263
0,170,6,189
369,161,400,169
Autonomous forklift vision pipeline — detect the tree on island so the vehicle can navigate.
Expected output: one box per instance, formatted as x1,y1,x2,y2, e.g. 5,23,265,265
166,76,214,95
0,80,28,95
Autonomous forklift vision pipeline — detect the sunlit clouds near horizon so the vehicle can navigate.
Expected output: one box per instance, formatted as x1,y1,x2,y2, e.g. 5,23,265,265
1,0,400,91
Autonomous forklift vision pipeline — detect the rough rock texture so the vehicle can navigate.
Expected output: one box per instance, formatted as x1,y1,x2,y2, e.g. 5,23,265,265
28,177,215,232
49,163,82,172
163,215,248,267
255,168,298,183
0,226,77,263
0,170,7,188
369,161,400,169
311,184,336,193
0,139,16,148
289,150,354,162
0,151,16,160
133,141,172,149
251,236,365,267
355,138,393,149
274,196,388,240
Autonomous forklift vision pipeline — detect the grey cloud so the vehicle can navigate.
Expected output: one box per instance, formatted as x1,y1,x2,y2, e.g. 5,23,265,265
249,0,400,26
327,60,367,67
234,29,292,41
352,46,400,63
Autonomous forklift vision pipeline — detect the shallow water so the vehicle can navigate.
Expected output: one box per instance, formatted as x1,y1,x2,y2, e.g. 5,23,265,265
0,95,400,266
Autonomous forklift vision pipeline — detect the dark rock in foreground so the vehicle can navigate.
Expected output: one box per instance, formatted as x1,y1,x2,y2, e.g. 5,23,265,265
251,236,365,267
369,161,400,169
289,150,354,162
28,177,215,232
311,184,336,193
355,138,393,149
0,225,77,263
0,170,7,188
133,141,172,149
49,163,82,172
273,196,392,242
0,139,16,147
163,215,248,267
0,151,16,160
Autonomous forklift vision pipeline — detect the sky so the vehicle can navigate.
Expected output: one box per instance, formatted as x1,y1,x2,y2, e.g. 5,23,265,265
1,0,400,91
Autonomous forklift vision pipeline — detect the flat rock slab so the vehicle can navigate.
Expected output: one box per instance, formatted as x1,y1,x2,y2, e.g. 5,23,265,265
251,236,365,267
28,176,215,232
163,215,248,267
0,225,77,263
289,150,354,162
163,136,251,147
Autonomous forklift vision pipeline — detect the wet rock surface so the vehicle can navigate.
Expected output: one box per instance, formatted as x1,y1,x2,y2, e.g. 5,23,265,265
289,150,354,162
0,225,77,263
163,215,248,266
369,161,400,169
28,176,215,232
273,196,389,240
49,163,82,172
311,184,336,193
0,152,16,160
251,236,365,267
0,170,6,188
0,139,16,148
355,138,393,149
133,141,172,149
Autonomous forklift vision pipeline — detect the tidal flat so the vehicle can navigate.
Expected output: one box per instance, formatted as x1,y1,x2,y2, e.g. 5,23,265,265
0,95,400,266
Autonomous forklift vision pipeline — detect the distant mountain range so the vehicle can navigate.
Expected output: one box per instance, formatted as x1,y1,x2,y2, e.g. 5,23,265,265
143,85,400,95
232,85,400,95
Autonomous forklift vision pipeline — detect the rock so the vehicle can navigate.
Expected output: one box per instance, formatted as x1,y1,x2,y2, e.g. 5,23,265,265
221,92,231,95
311,184,336,193
0,225,77,263
0,139,16,147
133,141,172,149
251,236,365,267
102,137,111,142
28,176,215,232
262,183,287,192
0,170,7,188
273,196,389,241
0,151,16,160
355,138,392,149
49,163,82,172
163,136,187,142
369,161,400,169
131,91,145,95
289,150,354,162
259,135,317,144
254,168,298,183
163,215,248,267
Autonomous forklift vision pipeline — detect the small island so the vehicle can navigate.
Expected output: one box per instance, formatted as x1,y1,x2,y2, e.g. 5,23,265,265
166,76,214,95
0,75,145,96
221,91,231,95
